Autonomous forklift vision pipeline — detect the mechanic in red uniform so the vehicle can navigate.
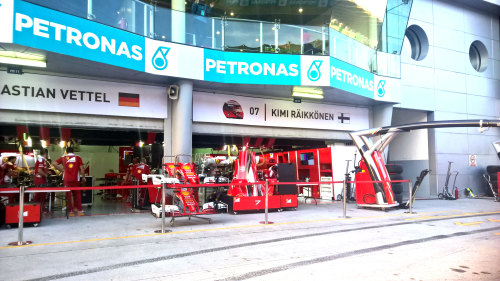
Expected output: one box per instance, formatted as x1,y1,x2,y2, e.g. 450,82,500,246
0,156,18,203
124,157,139,185
120,157,139,201
33,149,50,212
54,147,86,216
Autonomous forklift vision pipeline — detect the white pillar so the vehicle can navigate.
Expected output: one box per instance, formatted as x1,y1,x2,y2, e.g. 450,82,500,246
171,80,193,163
372,104,393,159
171,0,186,44
164,100,173,163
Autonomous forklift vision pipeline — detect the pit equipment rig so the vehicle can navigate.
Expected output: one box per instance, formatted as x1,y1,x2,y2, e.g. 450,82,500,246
350,120,500,210
224,146,297,214
144,161,221,226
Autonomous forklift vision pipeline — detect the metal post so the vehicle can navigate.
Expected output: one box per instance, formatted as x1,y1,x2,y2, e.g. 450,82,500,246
161,182,166,233
211,18,215,49
342,180,347,218
408,181,413,214
300,27,304,54
260,180,273,225
264,181,269,224
221,19,225,50
321,26,326,55
260,22,263,53
274,22,279,53
155,182,171,233
9,186,32,246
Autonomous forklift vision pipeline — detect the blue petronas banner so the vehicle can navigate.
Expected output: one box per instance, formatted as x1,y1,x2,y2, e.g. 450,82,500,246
7,0,145,72
0,0,397,102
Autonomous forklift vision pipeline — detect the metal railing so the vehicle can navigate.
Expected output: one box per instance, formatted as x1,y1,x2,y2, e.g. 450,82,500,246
1,178,415,246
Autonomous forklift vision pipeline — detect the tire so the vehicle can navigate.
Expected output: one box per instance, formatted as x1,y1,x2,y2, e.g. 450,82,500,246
438,193,444,199
486,165,500,174
391,183,403,194
386,164,403,174
390,174,404,181
393,193,403,204
488,173,498,181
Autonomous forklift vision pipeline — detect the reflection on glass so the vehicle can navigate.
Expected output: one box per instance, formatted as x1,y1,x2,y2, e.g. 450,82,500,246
25,0,88,18
302,26,324,55
277,25,301,54
225,20,260,52
379,0,413,55
154,6,172,41
330,0,388,49
262,23,277,53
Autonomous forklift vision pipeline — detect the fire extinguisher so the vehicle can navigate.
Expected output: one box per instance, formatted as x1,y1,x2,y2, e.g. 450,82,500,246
454,187,459,199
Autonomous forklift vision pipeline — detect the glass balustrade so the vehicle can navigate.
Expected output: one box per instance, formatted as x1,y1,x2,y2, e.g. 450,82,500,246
23,0,406,78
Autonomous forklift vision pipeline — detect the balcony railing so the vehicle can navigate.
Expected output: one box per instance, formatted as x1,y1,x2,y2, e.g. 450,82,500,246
24,0,402,78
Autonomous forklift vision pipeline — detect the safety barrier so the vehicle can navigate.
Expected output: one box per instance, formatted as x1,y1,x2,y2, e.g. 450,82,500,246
0,179,412,246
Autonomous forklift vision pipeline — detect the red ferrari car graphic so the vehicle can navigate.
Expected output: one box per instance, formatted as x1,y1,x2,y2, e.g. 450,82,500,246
223,100,244,119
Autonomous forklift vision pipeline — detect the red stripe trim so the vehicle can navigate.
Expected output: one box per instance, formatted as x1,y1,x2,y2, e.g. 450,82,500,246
119,97,139,103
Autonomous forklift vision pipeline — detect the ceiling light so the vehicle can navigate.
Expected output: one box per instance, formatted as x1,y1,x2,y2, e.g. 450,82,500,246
0,51,46,68
298,8,303,13
292,92,324,99
292,86,324,99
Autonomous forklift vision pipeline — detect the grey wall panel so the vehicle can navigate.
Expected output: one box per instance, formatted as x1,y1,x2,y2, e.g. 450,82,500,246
0,109,164,130
435,132,469,154
389,160,431,198
192,122,352,141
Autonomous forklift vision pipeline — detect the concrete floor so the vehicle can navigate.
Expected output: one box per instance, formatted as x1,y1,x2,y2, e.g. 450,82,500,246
0,197,499,281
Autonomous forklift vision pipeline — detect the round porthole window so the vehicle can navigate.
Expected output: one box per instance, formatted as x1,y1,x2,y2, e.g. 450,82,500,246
404,25,429,61
469,40,488,72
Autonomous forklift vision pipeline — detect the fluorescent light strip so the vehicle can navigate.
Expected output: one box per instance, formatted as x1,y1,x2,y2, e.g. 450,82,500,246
292,92,324,99
0,56,47,68
292,86,323,95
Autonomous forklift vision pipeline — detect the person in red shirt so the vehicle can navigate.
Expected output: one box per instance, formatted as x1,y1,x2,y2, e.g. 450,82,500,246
33,149,50,212
123,157,139,185
54,147,86,216
1,156,18,187
1,156,18,203
132,158,151,181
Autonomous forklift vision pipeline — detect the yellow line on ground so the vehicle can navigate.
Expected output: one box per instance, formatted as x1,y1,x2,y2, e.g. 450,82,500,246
405,211,500,221
488,219,500,222
454,221,484,226
0,209,487,250
495,233,500,235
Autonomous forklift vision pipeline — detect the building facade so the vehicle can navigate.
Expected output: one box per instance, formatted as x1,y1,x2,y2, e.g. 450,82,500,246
0,0,498,197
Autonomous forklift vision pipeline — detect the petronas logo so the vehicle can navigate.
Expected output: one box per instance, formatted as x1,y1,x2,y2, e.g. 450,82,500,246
377,80,386,97
307,60,322,81
152,47,170,70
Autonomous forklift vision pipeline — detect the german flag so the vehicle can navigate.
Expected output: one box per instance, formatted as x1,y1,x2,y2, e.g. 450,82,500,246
118,92,140,107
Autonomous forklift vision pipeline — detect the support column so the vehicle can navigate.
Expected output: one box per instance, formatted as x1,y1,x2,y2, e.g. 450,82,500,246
171,80,193,163
171,0,186,44
164,100,173,163
372,103,393,158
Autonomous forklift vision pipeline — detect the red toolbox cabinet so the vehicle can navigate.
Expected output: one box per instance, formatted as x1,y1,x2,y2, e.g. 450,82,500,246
232,195,281,212
280,194,298,208
5,203,41,225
